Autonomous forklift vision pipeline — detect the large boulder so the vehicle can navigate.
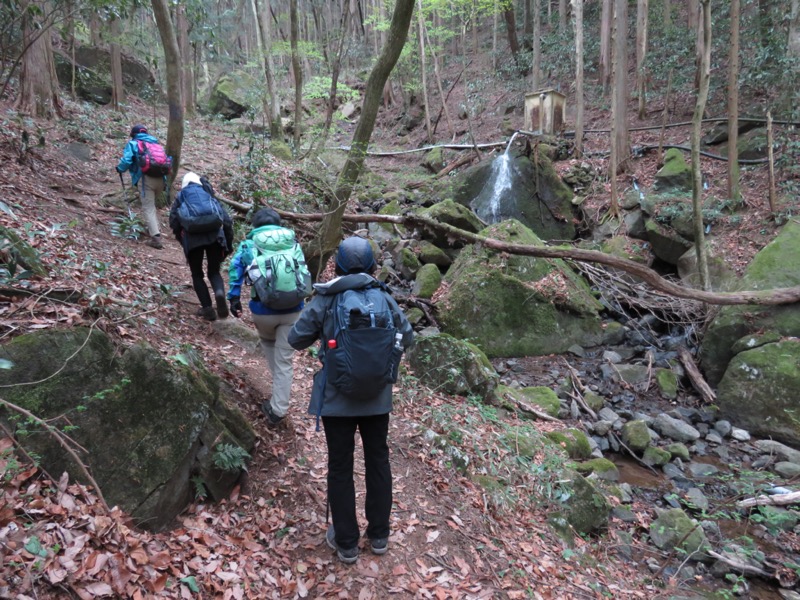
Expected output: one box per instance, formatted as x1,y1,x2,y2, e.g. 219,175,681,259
416,200,484,248
0,329,255,531
438,153,576,241
700,220,800,385
437,220,603,357
406,333,498,402
550,472,611,535
653,148,692,193
716,340,800,446
209,71,256,119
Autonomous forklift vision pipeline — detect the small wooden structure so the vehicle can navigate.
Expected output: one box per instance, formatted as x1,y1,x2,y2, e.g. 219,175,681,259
524,89,566,135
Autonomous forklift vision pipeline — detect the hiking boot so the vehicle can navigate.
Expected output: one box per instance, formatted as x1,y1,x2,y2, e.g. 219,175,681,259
214,290,229,319
146,234,164,249
199,306,217,321
260,400,283,427
326,525,358,564
368,537,388,555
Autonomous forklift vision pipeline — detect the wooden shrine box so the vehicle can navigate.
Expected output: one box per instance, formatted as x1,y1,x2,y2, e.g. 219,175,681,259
524,89,566,135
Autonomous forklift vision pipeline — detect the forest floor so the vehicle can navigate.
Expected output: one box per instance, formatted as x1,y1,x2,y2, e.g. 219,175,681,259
2,54,799,599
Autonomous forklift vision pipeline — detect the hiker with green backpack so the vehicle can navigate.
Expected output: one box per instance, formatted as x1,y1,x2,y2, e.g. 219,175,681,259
227,208,311,426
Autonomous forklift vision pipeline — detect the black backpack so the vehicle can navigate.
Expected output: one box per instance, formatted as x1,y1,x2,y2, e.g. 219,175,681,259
177,185,225,233
325,285,403,401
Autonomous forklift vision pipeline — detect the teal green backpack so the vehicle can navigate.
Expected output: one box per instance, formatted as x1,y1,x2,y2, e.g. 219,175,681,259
245,228,311,309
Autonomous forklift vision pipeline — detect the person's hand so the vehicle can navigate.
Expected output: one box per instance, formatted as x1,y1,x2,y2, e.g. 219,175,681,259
115,166,124,174
229,297,242,318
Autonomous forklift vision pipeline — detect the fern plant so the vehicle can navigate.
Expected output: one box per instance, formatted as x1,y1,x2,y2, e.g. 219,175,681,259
110,213,145,240
212,443,250,472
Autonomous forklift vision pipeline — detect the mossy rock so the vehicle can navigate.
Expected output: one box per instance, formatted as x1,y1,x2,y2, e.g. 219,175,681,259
404,307,425,325
643,446,672,467
417,200,484,247
397,247,422,280
545,428,592,460
666,443,690,461
472,474,506,493
655,368,679,400
677,247,740,292
417,241,452,267
649,508,710,559
269,141,293,161
583,391,606,412
209,71,255,119
654,148,692,193
600,235,653,265
412,263,442,299
551,472,611,535
0,329,255,531
502,425,543,458
575,458,620,481
422,147,446,173
438,220,602,358
621,420,651,453
503,385,561,417
0,225,47,277
406,333,498,402
717,340,800,446
644,219,693,266
369,199,406,243
700,220,800,386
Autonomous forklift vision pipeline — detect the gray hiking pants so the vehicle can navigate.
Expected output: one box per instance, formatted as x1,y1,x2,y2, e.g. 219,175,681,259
251,311,300,418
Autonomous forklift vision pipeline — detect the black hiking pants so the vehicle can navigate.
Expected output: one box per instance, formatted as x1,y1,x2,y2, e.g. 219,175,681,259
187,243,225,308
322,413,392,551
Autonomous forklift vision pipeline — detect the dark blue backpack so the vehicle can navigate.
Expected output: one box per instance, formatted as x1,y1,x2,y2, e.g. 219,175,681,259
177,185,224,233
325,285,403,401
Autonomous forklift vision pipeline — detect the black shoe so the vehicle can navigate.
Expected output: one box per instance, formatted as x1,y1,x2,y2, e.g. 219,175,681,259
326,525,358,564
214,290,229,319
369,537,388,555
260,400,283,427
199,306,217,321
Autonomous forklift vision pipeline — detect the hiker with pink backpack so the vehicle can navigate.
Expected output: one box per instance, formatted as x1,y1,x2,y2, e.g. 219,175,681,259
116,124,173,249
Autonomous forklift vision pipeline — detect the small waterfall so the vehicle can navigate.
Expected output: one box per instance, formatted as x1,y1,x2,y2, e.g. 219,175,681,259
471,132,520,224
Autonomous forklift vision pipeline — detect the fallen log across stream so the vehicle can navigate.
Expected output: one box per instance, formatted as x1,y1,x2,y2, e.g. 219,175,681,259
214,198,800,307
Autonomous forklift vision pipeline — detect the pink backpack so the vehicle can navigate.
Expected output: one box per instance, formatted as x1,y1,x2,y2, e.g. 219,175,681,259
136,140,173,177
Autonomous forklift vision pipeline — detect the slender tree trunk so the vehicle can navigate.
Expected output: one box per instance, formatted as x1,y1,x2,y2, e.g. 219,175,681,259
492,0,498,71
110,17,124,111
691,0,711,291
321,3,351,142
789,0,800,58
559,0,567,32
693,0,703,90
571,0,584,158
688,0,698,30
767,111,776,213
503,6,521,68
727,0,740,201
424,19,455,140
599,0,612,93
311,0,415,276
17,2,63,119
611,0,629,176
531,0,541,90
378,0,395,107
417,0,432,143
758,0,772,48
253,0,282,139
151,0,184,193
635,0,648,120
290,0,302,150
176,4,195,117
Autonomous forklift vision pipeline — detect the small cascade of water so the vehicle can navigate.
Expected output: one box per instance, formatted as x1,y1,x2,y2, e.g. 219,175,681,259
472,131,520,224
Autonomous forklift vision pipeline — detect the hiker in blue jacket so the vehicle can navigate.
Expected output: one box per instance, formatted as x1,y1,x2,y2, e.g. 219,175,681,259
169,172,233,321
115,124,167,249
288,236,413,564
227,208,307,426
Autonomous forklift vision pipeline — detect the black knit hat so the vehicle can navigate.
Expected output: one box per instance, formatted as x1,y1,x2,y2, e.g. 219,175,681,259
130,124,148,138
335,237,375,275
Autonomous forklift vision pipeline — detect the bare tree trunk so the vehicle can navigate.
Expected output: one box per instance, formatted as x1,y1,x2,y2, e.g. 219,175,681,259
691,0,711,291
688,0,698,30
503,6,521,68
310,0,415,276
559,0,567,32
611,0,629,177
531,0,541,90
727,0,740,201
492,0,498,71
767,111,776,213
789,0,800,59
321,2,351,141
571,0,584,158
635,0,648,120
290,0,303,151
693,0,703,90
599,0,612,93
110,17,124,112
253,0,282,139
423,21,454,140
16,2,63,119
417,0,433,144
151,0,184,192
176,4,195,117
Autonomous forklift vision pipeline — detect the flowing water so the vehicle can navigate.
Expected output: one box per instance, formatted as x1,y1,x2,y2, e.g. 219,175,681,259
471,132,520,224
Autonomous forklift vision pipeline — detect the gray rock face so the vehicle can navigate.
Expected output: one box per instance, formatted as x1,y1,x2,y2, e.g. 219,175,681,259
653,413,701,443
